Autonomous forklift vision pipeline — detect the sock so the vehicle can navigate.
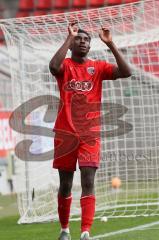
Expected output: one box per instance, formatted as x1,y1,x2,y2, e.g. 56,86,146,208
58,194,72,229
80,195,95,233
81,231,89,238
61,228,70,234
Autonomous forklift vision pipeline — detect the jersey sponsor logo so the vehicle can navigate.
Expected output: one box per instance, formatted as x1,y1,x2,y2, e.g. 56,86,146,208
64,79,93,92
87,67,95,75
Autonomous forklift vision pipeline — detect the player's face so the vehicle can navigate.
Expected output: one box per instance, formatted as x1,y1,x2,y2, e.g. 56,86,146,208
71,32,91,57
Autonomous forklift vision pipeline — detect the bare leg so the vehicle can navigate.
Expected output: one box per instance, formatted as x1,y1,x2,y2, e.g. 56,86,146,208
80,167,96,196
58,170,74,197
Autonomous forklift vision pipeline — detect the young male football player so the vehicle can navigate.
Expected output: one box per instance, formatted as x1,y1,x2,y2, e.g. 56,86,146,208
49,22,131,240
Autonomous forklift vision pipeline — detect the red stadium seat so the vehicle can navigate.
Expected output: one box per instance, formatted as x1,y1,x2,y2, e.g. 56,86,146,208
33,10,48,16
36,0,52,10
132,56,140,65
50,9,65,14
150,55,159,63
72,0,87,8
53,0,70,9
16,10,31,18
89,0,105,7
18,0,34,10
106,0,122,5
69,8,87,12
108,8,118,17
121,5,136,17
144,64,159,74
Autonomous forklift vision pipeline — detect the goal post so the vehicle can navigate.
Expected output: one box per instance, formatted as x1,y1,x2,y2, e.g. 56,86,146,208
0,0,159,224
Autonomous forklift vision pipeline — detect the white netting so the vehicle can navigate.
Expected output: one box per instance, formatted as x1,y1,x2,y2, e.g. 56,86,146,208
0,0,159,224
0,46,12,111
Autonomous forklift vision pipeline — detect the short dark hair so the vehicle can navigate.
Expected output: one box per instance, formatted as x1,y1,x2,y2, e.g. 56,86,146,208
78,29,91,42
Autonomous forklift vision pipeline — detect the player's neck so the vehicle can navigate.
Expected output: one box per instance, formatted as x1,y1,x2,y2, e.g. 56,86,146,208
71,55,87,64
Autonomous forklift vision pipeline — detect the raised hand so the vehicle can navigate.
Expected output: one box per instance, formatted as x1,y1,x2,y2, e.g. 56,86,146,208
68,22,78,37
99,27,112,45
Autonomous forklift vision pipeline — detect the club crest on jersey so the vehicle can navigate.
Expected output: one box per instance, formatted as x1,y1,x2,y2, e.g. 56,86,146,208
87,67,95,75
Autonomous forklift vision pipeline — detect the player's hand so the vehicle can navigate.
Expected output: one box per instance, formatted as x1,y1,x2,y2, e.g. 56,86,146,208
68,22,78,37
99,28,112,44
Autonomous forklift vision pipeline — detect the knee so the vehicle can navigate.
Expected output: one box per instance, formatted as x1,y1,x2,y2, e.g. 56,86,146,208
81,176,95,195
59,180,73,197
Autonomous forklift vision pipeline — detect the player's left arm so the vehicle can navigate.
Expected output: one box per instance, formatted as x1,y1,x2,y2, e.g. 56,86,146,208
99,28,132,80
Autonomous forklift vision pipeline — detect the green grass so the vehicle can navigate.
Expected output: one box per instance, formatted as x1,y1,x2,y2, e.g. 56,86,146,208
1,195,159,239
0,194,18,218
0,215,159,240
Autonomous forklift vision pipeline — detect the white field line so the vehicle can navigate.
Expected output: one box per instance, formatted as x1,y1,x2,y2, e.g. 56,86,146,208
91,220,159,239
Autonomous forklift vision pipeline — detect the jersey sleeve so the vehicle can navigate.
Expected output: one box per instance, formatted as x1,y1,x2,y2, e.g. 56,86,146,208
97,60,116,80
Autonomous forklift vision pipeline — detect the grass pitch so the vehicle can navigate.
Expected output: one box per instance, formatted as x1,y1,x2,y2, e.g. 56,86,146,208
0,195,159,240
1,215,159,240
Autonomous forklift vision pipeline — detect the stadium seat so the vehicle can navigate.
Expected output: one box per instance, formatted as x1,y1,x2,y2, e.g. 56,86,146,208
53,0,70,9
132,56,140,65
144,64,159,74
121,5,136,17
72,0,87,8
150,55,159,63
89,0,105,7
106,0,122,5
18,0,34,10
108,8,118,17
16,10,31,18
36,0,52,10
69,8,85,12
50,9,65,14
33,10,48,16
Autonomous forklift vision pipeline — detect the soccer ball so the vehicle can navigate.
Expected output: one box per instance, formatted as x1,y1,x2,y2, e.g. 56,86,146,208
111,177,121,189
100,216,108,222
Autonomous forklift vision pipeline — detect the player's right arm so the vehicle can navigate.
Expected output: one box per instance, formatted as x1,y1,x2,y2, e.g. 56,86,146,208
49,22,78,76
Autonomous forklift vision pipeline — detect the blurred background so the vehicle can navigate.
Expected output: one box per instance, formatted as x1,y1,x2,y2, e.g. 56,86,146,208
0,0,141,19
0,0,159,236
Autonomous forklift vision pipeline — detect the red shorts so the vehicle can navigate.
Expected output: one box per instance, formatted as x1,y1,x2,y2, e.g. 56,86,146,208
53,131,100,171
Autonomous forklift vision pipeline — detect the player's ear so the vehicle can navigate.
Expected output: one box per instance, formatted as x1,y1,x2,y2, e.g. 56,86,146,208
88,44,91,51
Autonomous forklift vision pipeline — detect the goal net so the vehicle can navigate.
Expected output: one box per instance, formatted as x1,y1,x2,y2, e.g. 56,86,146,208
0,0,159,224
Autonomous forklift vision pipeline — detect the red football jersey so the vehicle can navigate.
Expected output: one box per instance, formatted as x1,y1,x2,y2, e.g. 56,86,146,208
53,58,115,136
